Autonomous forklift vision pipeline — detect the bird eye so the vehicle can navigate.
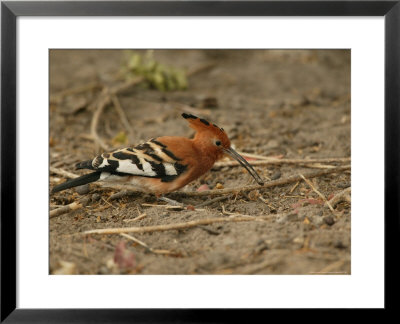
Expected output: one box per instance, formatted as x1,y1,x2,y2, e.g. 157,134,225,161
215,140,222,146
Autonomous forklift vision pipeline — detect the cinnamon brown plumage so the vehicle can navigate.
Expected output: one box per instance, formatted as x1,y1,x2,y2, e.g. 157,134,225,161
51,113,264,195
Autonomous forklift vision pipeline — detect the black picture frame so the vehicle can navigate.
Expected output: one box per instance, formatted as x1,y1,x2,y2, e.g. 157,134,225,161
1,0,399,322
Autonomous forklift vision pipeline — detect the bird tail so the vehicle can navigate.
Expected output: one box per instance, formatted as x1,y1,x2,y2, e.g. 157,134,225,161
51,172,101,193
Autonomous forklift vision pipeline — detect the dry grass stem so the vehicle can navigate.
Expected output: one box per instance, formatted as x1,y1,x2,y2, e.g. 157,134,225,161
109,190,137,200
213,157,350,168
302,163,336,169
123,213,147,223
50,167,79,179
236,151,280,160
299,174,335,213
110,94,135,141
50,201,83,218
289,181,300,194
315,259,347,274
120,233,173,255
85,63,213,151
221,204,239,216
258,196,275,209
180,165,350,197
50,81,101,103
195,196,230,208
90,93,112,151
82,214,274,235
328,187,351,208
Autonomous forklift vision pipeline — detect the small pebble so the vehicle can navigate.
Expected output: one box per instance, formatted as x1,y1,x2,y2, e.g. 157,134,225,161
334,240,347,249
323,215,335,226
286,213,298,222
255,243,269,253
292,236,304,244
80,196,90,207
75,184,90,195
276,213,297,223
98,266,110,274
266,139,279,149
215,183,224,189
92,193,101,201
270,170,282,180
313,216,325,227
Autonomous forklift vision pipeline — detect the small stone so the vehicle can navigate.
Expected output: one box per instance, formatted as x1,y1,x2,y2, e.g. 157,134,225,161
92,193,101,201
98,266,110,274
270,170,281,180
323,215,335,226
265,139,279,149
80,196,90,207
277,213,298,223
52,260,77,275
215,183,224,189
312,216,325,226
255,243,269,253
334,240,347,249
292,236,304,244
75,184,90,195
286,213,298,222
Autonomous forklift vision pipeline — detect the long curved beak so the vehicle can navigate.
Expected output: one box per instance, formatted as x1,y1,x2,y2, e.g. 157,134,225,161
223,147,264,185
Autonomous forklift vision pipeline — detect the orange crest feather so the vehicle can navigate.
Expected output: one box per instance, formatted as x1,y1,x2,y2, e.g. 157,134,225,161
181,113,224,133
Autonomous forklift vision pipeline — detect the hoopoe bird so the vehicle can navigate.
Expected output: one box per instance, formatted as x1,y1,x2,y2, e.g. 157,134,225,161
51,113,264,197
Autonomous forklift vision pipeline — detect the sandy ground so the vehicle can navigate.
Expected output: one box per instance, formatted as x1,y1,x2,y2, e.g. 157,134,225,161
49,49,351,274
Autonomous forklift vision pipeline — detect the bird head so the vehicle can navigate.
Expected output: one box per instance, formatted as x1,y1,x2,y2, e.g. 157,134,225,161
182,113,264,185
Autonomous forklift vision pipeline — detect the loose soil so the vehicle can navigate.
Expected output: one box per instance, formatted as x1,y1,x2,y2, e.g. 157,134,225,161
50,49,351,275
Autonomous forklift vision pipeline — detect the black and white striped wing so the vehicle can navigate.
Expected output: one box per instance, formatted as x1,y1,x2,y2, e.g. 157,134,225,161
76,139,187,182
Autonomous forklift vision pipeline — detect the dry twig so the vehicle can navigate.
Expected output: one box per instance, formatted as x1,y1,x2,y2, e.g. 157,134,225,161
213,157,350,168
328,187,351,208
50,201,83,218
50,167,79,179
89,77,144,151
110,94,135,141
120,233,173,255
123,213,147,223
299,173,335,213
50,81,101,103
82,214,273,235
178,165,350,197
195,196,231,208
90,92,112,151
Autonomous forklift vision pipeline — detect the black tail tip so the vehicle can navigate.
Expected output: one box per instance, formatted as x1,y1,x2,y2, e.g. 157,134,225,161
182,113,197,119
50,186,61,194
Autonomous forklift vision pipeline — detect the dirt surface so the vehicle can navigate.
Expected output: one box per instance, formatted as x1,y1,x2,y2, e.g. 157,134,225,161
49,50,351,275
